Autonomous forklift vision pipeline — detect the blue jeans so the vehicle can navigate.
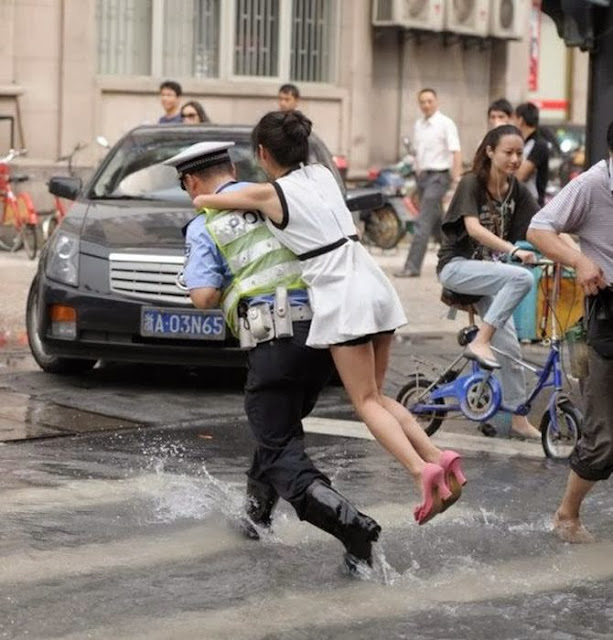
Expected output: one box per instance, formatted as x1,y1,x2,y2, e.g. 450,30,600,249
439,257,534,407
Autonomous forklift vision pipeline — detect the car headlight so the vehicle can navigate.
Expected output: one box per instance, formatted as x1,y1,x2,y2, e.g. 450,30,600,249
46,231,79,286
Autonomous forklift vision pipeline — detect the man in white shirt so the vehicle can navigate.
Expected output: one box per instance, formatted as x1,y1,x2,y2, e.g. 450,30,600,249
395,88,462,278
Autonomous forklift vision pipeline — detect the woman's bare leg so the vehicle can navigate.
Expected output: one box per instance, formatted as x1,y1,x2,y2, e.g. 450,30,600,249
330,342,425,478
372,333,442,462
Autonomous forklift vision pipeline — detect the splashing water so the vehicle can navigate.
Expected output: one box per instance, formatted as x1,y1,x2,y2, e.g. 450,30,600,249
142,449,246,525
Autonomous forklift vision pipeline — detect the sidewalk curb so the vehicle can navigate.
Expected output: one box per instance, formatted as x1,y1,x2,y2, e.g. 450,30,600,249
303,417,546,460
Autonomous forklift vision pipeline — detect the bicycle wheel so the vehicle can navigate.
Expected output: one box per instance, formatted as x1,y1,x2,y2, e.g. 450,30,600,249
396,375,445,436
540,399,582,460
0,200,23,252
460,375,500,422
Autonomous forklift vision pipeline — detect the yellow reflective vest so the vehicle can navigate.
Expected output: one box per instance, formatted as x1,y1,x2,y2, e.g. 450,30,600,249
202,207,306,336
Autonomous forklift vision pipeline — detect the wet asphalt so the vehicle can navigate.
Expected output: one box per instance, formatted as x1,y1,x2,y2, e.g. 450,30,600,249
0,341,611,639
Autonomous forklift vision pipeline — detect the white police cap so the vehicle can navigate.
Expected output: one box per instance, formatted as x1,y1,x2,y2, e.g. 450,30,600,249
163,141,235,174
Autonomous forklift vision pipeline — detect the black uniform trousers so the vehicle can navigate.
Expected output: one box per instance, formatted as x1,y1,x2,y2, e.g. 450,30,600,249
244,320,334,519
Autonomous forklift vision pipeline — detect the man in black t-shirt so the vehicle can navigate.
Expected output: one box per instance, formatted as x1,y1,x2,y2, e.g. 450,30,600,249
514,102,549,207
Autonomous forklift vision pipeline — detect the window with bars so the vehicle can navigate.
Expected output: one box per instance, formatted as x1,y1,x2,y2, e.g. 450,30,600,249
233,0,279,77
96,0,337,83
163,0,220,78
291,0,335,83
96,0,152,75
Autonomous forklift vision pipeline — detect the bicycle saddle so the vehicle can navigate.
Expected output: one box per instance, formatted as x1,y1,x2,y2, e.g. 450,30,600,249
440,288,482,309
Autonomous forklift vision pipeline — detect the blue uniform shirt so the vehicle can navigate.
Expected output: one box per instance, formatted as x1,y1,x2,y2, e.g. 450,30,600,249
184,180,309,307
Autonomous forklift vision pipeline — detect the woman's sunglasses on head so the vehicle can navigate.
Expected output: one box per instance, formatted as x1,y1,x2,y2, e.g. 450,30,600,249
181,111,199,120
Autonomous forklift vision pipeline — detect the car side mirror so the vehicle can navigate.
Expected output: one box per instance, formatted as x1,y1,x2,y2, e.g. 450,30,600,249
48,176,82,200
345,187,384,212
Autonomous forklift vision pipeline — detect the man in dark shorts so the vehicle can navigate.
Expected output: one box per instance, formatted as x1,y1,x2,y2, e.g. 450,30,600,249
528,120,613,543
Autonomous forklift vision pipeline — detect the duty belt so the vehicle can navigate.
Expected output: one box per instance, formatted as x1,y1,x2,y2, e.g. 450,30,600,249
237,296,313,349
288,303,313,321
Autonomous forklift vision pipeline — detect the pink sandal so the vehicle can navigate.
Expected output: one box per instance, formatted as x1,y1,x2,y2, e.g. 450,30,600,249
413,463,453,525
439,450,467,513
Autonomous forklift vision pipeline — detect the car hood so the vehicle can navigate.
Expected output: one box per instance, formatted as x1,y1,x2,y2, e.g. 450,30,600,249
80,200,194,249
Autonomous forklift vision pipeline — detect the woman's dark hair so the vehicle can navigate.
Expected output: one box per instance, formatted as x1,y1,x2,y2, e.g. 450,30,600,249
472,124,523,190
180,100,210,123
251,110,312,167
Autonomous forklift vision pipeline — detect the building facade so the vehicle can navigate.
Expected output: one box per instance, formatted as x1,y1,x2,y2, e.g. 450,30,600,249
0,0,586,209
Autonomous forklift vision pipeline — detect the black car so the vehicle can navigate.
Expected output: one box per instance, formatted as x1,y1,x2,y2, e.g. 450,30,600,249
27,124,381,373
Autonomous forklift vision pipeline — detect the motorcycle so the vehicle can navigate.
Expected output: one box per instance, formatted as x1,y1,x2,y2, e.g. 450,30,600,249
360,138,419,250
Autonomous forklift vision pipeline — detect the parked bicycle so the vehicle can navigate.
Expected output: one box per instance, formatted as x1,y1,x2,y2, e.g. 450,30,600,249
42,142,87,241
0,148,39,259
396,261,582,460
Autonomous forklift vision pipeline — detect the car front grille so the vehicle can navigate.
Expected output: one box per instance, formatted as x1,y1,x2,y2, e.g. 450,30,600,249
109,253,190,305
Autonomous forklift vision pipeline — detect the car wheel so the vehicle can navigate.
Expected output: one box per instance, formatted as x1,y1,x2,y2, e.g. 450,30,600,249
26,278,97,374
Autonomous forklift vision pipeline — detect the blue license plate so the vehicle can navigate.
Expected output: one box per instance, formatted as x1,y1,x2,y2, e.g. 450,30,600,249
140,307,226,340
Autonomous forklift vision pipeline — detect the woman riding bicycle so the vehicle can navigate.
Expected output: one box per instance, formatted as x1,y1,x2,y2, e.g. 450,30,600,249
437,124,541,439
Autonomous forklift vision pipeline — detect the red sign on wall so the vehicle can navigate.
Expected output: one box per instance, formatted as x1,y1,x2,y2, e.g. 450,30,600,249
528,0,542,92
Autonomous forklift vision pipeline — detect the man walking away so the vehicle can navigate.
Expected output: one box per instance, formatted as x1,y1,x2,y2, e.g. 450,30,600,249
527,119,613,543
395,88,462,278
514,102,549,206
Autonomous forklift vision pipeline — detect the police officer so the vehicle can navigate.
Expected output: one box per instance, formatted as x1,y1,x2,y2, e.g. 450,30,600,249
164,141,381,572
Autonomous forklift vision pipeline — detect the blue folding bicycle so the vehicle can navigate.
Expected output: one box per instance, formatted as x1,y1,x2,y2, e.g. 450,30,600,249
396,261,582,459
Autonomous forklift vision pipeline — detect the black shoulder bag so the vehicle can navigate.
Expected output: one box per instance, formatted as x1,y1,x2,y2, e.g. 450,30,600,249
585,287,613,359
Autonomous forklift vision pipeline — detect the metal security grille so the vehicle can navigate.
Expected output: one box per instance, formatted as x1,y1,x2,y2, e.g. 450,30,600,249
109,254,190,305
234,0,279,76
163,0,220,78
96,0,338,82
290,0,336,82
96,0,152,75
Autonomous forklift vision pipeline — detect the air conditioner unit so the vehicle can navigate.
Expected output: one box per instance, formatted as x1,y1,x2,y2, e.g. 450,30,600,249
373,0,445,32
489,0,524,40
444,0,490,37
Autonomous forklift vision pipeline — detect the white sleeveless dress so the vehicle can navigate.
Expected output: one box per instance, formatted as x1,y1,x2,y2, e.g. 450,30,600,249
269,164,407,348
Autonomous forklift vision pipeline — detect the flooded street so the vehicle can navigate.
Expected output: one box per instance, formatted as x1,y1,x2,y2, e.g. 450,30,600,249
0,334,604,639
1,415,612,639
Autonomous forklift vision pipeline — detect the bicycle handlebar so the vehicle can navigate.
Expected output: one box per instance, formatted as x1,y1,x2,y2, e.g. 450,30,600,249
498,252,554,268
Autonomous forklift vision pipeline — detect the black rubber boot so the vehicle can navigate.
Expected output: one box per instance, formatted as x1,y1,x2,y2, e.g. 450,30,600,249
239,477,279,540
302,480,381,573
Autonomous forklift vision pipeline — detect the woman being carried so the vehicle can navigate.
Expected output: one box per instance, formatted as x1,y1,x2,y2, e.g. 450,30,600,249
193,110,466,524
437,124,540,439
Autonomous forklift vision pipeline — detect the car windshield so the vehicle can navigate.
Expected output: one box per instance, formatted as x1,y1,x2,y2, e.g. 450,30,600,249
89,129,267,201
88,127,341,201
